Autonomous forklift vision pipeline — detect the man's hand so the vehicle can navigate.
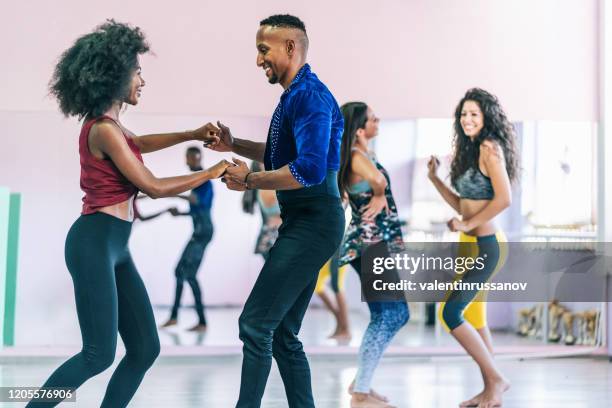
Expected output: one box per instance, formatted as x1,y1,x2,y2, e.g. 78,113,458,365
222,157,251,191
205,121,234,152
192,122,220,146
222,178,248,191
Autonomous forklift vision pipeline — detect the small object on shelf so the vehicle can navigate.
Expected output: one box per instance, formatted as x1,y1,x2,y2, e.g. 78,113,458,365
548,300,566,343
575,310,599,346
517,304,543,339
562,311,576,345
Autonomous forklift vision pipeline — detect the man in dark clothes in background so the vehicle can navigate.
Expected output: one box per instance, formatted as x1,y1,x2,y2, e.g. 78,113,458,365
160,146,214,332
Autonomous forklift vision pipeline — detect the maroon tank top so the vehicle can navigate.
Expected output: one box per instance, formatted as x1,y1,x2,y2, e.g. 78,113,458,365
79,116,143,215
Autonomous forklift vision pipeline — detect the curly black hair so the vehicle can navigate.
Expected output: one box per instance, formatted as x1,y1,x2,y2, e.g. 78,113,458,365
450,88,520,188
260,14,307,34
49,19,150,119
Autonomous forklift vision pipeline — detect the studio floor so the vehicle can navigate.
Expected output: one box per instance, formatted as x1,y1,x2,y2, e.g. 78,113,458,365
2,307,610,407
2,355,611,407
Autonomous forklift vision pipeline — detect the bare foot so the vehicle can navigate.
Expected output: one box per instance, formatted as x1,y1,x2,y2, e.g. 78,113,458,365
460,389,483,407
477,378,510,408
351,393,395,408
330,330,352,341
187,323,207,332
460,378,510,408
160,319,177,328
349,383,389,403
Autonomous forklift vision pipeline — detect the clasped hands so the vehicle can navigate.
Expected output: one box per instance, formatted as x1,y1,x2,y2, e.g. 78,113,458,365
191,121,251,191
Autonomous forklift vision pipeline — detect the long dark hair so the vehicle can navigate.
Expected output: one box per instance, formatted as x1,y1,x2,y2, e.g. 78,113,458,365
49,20,149,119
241,161,263,214
449,88,520,188
338,102,369,197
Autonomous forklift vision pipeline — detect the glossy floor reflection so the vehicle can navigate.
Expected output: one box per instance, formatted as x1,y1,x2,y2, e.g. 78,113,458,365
18,304,549,350
2,355,610,407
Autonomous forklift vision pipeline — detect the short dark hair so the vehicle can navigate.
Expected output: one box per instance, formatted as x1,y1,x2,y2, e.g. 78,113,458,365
186,146,202,156
49,19,149,119
260,14,307,34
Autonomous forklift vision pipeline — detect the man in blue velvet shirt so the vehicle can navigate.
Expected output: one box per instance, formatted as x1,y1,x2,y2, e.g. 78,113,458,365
207,14,345,408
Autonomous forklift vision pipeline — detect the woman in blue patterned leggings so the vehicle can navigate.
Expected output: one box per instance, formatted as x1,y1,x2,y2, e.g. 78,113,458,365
338,102,409,408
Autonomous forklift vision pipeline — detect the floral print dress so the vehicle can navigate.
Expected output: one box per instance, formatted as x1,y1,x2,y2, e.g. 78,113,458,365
338,152,404,265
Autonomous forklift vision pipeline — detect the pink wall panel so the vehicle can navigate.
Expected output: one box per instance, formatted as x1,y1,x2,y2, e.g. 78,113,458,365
0,0,598,120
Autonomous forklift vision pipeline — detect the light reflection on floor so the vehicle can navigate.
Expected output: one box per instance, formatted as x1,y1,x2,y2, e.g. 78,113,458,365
2,355,610,407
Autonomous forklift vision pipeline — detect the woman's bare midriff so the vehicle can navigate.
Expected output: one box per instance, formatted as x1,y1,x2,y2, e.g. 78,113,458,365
460,198,497,237
97,196,135,222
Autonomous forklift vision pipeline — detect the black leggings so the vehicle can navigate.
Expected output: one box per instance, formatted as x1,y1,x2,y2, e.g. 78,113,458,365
27,212,160,408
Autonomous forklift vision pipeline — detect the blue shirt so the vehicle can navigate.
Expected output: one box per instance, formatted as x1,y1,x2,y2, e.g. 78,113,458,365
263,64,344,187
190,180,213,214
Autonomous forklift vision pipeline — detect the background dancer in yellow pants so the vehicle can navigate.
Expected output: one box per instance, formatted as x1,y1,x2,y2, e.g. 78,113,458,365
428,88,520,408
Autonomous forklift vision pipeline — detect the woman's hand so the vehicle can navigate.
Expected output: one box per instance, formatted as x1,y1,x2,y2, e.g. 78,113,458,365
192,122,220,146
362,195,389,220
207,159,233,179
447,217,470,232
221,157,251,191
427,155,440,181
204,121,234,152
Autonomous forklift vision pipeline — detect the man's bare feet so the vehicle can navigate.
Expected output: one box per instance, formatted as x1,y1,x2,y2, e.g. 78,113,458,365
460,377,510,408
351,393,395,408
160,319,177,328
187,323,207,332
349,383,389,402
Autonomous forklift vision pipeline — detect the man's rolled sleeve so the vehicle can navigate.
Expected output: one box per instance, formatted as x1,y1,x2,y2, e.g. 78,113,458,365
287,91,333,187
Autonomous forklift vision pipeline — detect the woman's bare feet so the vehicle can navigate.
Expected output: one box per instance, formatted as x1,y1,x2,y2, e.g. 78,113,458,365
460,377,510,407
329,329,352,341
159,318,177,328
349,382,389,402
351,392,395,408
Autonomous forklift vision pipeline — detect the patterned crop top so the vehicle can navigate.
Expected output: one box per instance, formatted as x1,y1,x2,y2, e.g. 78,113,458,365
454,166,494,200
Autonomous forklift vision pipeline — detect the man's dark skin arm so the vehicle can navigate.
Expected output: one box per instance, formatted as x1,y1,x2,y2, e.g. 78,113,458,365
206,121,302,191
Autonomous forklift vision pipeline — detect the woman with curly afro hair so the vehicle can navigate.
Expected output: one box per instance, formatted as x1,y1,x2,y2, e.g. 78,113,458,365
27,20,230,407
428,88,519,408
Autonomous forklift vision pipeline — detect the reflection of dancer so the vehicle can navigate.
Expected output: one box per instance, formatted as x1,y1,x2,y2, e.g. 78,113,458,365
208,15,345,408
254,189,281,259
161,147,213,332
242,162,281,260
133,194,175,221
338,102,408,408
428,88,518,408
28,21,228,408
314,248,351,340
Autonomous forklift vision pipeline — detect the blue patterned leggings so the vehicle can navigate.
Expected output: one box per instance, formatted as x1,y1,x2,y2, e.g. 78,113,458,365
350,257,409,393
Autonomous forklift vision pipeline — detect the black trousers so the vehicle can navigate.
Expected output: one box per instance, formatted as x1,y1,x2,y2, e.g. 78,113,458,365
236,182,345,407
171,210,213,324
